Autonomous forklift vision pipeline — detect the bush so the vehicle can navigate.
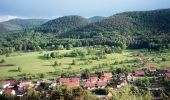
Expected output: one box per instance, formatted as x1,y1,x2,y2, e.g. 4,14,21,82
92,88,109,95
0,59,5,63
18,67,22,72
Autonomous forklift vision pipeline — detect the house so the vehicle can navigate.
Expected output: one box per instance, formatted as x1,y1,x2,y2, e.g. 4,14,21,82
103,72,113,78
0,80,16,89
58,77,80,88
146,64,157,72
127,73,133,81
134,70,145,76
86,76,98,83
84,81,96,90
66,81,79,88
165,73,170,79
59,78,70,85
4,89,16,95
96,81,106,89
117,80,127,88
118,73,126,80
19,81,34,89
70,77,80,83
164,67,170,73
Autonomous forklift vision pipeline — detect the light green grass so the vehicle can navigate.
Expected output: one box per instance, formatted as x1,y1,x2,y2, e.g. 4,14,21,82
0,48,169,79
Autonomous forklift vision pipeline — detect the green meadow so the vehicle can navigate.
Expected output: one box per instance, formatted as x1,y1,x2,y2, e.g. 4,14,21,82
0,47,169,80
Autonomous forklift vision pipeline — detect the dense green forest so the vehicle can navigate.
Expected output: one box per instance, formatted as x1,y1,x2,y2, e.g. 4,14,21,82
0,9,170,55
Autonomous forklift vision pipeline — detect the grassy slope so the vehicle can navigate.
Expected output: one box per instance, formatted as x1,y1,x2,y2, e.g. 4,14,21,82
0,48,169,79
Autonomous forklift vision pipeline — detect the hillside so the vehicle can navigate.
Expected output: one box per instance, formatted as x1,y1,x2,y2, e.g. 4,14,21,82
64,9,170,38
36,15,90,34
0,9,170,54
0,19,48,32
88,16,105,22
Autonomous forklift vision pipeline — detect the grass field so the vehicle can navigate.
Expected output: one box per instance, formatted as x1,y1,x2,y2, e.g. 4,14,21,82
0,47,169,80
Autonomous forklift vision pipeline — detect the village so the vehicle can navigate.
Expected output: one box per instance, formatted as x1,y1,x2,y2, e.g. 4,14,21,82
0,64,170,100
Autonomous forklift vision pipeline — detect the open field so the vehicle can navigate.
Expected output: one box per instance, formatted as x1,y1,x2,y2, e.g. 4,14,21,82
0,47,170,80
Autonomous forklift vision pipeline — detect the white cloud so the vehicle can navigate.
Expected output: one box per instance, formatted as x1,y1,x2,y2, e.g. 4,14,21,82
0,16,20,22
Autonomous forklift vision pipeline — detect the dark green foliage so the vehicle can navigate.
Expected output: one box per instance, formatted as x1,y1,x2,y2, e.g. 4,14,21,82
92,88,109,95
0,9,170,54
36,15,90,34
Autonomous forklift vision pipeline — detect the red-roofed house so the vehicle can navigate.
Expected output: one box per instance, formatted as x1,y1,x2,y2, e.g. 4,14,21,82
146,64,157,71
70,77,80,83
84,81,96,90
89,76,98,83
164,67,170,73
4,89,15,95
135,70,145,76
103,72,113,78
59,78,70,85
0,80,16,89
165,73,170,79
66,81,79,88
19,81,33,89
96,81,106,89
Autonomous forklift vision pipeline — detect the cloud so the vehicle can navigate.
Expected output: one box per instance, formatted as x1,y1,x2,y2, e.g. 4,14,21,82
0,15,20,22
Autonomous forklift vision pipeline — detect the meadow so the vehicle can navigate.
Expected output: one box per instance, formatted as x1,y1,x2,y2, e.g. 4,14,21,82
0,47,169,80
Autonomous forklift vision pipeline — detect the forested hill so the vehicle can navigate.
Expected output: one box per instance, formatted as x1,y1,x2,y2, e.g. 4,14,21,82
36,15,90,34
63,8,170,38
0,19,48,32
88,16,105,22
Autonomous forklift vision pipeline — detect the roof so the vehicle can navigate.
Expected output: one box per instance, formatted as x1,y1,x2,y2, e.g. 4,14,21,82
96,81,106,87
0,80,16,86
165,73,170,78
103,72,112,77
88,76,98,82
135,70,145,76
146,64,157,70
59,78,70,84
84,82,95,87
4,89,14,94
70,77,80,82
66,82,79,88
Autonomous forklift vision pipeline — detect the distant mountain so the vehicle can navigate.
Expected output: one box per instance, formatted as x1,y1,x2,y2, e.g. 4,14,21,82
36,15,90,34
0,19,48,32
88,16,105,22
64,8,170,38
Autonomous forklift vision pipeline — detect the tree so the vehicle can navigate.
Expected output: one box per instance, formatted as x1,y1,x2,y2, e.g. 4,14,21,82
111,86,153,100
18,66,22,72
0,59,5,63
71,59,76,65
81,69,90,79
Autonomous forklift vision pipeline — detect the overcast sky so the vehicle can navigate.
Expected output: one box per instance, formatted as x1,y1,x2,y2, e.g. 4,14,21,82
0,0,170,22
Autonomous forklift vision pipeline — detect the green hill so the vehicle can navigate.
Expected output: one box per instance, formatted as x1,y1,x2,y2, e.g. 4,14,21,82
64,9,170,38
36,15,90,34
0,19,48,32
88,16,105,22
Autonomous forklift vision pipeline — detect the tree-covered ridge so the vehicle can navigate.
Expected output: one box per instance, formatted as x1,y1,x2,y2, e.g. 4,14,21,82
36,15,90,34
0,19,48,32
63,8,170,38
88,16,105,22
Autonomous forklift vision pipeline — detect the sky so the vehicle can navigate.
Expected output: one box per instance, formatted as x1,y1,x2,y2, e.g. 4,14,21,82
0,0,170,22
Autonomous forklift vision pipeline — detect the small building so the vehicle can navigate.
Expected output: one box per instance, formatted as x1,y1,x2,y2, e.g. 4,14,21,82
96,81,106,89
165,73,170,79
134,70,145,76
103,72,113,78
0,80,16,89
146,64,157,72
4,89,16,95
19,81,34,89
59,78,70,85
84,81,96,90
